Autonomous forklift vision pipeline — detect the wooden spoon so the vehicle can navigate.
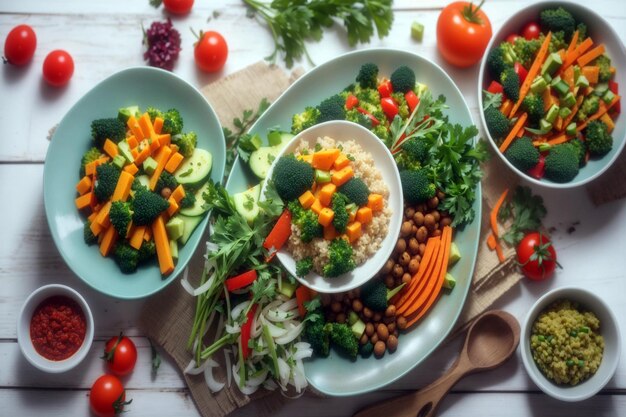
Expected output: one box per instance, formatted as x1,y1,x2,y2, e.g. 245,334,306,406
353,310,520,417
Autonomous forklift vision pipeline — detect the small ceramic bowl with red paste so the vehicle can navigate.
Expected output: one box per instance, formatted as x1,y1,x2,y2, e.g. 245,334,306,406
17,284,94,372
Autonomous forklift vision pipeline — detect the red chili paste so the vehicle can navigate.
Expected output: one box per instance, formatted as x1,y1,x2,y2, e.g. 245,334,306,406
30,295,86,361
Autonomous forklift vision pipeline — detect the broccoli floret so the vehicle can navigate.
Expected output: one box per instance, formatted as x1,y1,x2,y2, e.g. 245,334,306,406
354,86,381,105
323,238,356,278
317,95,346,123
80,147,102,177
540,7,576,41
304,312,330,357
339,178,370,206
577,95,600,122
131,177,148,192
390,65,416,93
484,107,511,140
544,144,580,183
345,108,373,129
331,193,350,233
172,131,197,158
390,92,410,119
91,118,126,148
325,322,358,359
486,47,511,80
360,279,388,312
145,106,164,122
500,67,520,102
548,31,569,53
113,242,139,273
584,120,613,156
179,185,196,209
512,37,542,68
131,188,170,225
296,257,314,277
288,200,323,243
272,155,315,201
109,201,133,237
162,108,183,135
399,170,436,204
395,139,429,170
138,240,157,262
355,63,379,89
576,22,588,42
155,171,178,194
372,124,391,146
567,137,587,167
504,136,540,172
522,93,545,127
594,55,612,82
360,342,374,358
358,100,386,124
84,221,97,245
94,163,121,202
291,107,321,134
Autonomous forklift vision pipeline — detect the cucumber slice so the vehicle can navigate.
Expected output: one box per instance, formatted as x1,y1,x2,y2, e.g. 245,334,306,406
174,148,213,186
179,181,210,216
232,183,262,224
136,174,150,188
176,214,204,245
249,132,293,179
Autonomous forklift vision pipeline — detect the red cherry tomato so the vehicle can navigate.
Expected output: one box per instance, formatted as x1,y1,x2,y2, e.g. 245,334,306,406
42,50,74,87
163,0,194,14
522,22,541,40
89,375,131,417
516,232,559,281
506,33,520,44
3,24,37,66
436,1,492,68
194,31,228,72
380,97,399,120
102,333,137,376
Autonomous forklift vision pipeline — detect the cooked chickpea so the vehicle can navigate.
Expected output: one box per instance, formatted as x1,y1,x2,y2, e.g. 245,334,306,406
352,299,363,312
432,229,442,237
405,207,415,218
431,210,440,222
370,334,379,345
363,307,373,319
393,264,404,278
400,221,412,236
384,275,395,288
418,243,426,256
408,238,420,254
393,329,399,338
365,322,375,337
413,211,424,226
397,316,408,330
387,335,399,352
160,187,172,199
416,226,428,243
387,322,396,333
408,259,420,275
385,305,396,317
321,294,331,306
377,323,389,341
424,214,436,229
373,312,382,322
331,301,342,313
354,287,361,297
427,196,439,209
440,217,452,227
336,312,346,323
374,341,386,358
382,259,394,274
402,273,412,285
395,238,407,254
399,251,411,266
411,225,418,234
360,333,369,345
437,190,445,200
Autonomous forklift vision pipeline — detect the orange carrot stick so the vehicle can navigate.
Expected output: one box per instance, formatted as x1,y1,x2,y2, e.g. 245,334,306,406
499,113,528,153
577,44,605,68
490,188,509,239
486,233,497,251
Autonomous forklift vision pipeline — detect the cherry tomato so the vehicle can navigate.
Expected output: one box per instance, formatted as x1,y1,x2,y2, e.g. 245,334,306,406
89,375,131,417
516,232,560,281
102,333,137,376
194,31,228,72
380,97,399,120
42,50,74,87
522,22,541,40
436,1,492,68
163,0,194,14
506,33,520,44
3,24,37,66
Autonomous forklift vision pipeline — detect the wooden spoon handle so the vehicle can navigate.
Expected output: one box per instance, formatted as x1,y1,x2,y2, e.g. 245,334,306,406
353,362,468,417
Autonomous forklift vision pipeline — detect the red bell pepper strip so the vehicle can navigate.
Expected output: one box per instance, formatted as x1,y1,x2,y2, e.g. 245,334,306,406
357,107,380,126
377,80,392,98
528,154,546,179
263,209,292,252
225,270,258,292
345,94,359,110
380,97,399,120
609,80,620,114
487,80,504,95
240,304,257,360
404,91,419,113
514,62,528,84
295,286,312,318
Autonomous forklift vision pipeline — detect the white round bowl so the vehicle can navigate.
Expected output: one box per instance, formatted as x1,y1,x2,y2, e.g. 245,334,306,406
521,286,621,401
261,120,403,293
17,284,94,373
477,0,626,188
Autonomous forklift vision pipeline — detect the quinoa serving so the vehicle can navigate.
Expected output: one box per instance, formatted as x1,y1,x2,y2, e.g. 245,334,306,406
285,136,391,277
530,299,604,385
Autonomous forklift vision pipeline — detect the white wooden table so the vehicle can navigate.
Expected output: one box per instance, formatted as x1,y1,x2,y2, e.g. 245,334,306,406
1,1,625,416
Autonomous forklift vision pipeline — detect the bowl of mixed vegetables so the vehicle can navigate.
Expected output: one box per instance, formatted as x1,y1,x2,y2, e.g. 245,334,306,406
44,67,225,299
478,1,624,187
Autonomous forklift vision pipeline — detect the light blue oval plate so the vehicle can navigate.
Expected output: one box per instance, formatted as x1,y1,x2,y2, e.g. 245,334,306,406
44,67,226,300
225,48,481,396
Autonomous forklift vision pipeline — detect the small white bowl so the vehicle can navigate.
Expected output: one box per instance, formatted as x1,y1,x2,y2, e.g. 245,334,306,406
17,284,94,373
521,287,621,401
261,120,403,293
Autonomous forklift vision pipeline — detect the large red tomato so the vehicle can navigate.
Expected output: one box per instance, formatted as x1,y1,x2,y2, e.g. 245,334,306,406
436,1,492,68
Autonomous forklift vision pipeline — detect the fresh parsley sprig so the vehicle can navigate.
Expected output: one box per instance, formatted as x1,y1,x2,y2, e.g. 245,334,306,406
498,186,547,246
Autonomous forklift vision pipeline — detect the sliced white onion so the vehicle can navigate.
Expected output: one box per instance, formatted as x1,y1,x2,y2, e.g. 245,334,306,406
204,363,225,393
293,342,311,350
193,273,216,296
294,358,307,392
225,323,241,334
275,322,304,345
263,379,278,391
278,298,298,312
206,241,218,252
231,301,250,321
266,308,294,322
238,384,260,395
261,316,288,338
180,268,195,295
246,369,269,387
293,348,313,360
277,357,290,388
184,358,218,375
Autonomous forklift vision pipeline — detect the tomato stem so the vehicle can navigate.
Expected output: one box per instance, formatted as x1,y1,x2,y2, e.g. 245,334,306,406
463,0,486,24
